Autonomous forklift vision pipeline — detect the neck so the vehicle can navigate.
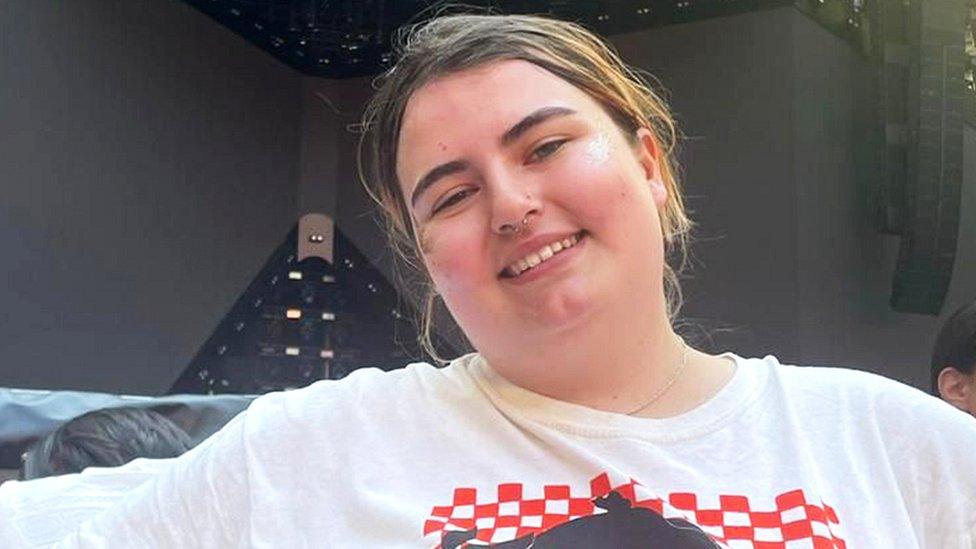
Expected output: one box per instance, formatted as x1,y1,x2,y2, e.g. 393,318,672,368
481,298,695,415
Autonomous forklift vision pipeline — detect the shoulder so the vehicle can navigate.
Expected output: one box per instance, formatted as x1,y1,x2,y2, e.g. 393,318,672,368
217,355,487,484
242,354,483,434
749,355,969,428
733,354,976,452
765,356,969,427
750,356,976,516
755,355,976,484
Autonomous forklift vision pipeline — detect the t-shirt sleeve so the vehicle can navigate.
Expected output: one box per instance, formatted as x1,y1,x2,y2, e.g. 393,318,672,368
917,407,976,547
876,382,976,547
0,457,173,547
53,411,252,548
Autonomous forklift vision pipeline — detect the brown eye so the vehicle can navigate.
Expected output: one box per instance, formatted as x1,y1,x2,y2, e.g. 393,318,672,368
432,188,475,215
528,139,568,163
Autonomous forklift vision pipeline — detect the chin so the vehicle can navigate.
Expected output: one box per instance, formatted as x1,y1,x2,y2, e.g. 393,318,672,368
523,281,597,330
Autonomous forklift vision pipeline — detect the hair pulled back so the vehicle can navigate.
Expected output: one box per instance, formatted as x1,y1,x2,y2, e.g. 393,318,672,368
358,13,692,362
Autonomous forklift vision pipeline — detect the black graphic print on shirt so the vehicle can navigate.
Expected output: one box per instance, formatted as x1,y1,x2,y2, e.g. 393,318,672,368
423,471,846,548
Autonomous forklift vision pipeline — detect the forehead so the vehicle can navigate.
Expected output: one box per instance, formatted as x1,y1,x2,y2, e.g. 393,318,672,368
396,60,607,181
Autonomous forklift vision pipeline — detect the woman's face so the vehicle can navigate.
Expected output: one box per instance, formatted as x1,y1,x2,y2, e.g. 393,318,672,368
396,60,669,355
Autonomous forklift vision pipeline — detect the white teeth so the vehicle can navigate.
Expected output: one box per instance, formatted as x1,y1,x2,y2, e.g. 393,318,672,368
505,232,584,278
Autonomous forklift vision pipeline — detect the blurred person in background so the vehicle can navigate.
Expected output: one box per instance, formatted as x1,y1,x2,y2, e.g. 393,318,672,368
2,407,207,547
19,406,192,480
932,299,976,416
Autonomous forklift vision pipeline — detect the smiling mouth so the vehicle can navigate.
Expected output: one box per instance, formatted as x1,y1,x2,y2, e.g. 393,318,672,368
499,231,587,279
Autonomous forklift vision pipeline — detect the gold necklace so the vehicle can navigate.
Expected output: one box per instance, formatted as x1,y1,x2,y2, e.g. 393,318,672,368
625,338,689,416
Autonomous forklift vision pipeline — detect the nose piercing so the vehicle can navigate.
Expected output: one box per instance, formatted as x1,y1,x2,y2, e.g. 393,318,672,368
500,214,532,234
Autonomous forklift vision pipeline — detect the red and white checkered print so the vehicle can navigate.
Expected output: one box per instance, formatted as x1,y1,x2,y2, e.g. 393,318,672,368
423,471,846,548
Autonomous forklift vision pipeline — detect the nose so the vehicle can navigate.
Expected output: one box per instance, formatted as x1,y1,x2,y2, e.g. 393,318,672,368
487,167,543,235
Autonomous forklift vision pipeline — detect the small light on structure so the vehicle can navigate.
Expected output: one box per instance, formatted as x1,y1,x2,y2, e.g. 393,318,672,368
322,274,335,283
286,309,302,319
285,347,300,356
229,8,241,16
254,23,264,30
321,312,336,321
289,271,303,280
309,234,325,243
320,349,335,359
318,58,331,65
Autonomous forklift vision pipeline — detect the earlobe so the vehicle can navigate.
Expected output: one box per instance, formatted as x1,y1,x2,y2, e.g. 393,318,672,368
937,367,972,411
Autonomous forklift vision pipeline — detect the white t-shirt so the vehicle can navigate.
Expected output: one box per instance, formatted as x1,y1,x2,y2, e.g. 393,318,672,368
0,458,171,547
32,354,976,547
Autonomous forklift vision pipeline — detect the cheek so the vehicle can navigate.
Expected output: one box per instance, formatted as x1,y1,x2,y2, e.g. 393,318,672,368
421,222,488,293
424,238,496,336
427,250,480,291
554,147,648,225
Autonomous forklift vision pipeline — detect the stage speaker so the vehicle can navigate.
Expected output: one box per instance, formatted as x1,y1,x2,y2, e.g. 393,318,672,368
876,0,966,315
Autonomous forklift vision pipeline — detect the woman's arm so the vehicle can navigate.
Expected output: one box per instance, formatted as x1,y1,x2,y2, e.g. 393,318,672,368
0,457,175,547
53,411,251,548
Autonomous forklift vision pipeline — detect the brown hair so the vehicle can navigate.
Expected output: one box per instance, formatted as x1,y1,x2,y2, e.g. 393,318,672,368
358,13,693,363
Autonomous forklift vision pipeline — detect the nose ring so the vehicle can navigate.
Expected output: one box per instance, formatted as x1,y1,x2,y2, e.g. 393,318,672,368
500,214,532,235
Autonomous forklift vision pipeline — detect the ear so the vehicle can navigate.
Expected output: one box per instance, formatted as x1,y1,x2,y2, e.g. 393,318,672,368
634,128,667,207
937,367,973,411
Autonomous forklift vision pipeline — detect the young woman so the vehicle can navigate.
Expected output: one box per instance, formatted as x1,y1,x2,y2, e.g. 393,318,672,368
40,13,976,548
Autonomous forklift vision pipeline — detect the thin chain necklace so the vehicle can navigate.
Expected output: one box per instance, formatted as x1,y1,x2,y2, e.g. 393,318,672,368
625,337,689,416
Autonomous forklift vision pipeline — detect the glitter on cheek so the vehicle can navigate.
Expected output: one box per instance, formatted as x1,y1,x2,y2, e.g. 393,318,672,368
584,131,612,166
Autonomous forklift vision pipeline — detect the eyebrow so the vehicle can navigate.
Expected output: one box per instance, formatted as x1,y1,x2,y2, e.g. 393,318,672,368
409,106,579,208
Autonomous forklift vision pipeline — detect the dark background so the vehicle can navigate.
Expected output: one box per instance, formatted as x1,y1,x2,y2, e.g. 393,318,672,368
1,0,973,394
